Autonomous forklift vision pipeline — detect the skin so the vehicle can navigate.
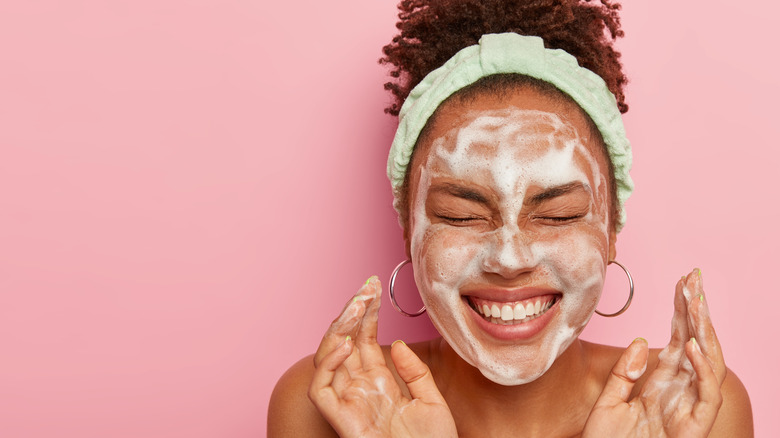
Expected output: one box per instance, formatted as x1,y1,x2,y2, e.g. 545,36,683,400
268,87,754,437
407,103,612,385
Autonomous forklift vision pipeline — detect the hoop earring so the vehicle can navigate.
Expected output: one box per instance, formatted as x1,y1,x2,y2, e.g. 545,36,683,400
389,260,426,317
595,260,634,317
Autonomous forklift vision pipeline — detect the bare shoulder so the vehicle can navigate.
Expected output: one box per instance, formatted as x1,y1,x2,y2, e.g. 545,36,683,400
267,354,338,438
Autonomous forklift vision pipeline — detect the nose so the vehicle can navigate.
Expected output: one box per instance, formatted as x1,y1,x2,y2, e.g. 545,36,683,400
481,225,537,279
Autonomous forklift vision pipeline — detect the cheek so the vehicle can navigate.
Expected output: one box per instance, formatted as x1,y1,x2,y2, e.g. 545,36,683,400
534,228,607,312
415,225,485,287
552,232,605,280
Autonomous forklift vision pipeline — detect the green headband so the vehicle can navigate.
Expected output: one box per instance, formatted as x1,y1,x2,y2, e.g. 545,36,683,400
387,32,633,231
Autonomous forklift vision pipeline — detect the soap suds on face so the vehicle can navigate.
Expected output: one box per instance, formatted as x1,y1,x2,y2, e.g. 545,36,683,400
409,108,611,385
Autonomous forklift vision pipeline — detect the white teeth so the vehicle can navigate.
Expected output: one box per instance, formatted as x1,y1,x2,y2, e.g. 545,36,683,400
513,303,526,320
472,297,557,323
501,305,513,321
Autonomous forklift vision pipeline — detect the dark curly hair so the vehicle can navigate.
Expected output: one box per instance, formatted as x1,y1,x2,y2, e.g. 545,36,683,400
380,0,628,116
380,0,628,236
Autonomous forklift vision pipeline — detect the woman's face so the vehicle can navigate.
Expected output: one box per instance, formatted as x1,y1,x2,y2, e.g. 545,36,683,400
407,87,616,385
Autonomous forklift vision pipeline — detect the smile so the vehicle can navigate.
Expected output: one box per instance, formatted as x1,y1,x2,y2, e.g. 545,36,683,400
467,295,559,325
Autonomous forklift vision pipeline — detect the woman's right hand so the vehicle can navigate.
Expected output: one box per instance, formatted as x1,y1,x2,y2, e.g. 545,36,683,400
308,276,457,438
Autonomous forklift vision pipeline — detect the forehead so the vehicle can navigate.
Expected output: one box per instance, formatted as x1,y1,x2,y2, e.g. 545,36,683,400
418,86,599,156
411,88,609,189
427,108,584,167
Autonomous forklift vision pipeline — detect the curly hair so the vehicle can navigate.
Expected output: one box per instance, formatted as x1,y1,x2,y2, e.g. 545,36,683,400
380,0,629,236
380,0,628,116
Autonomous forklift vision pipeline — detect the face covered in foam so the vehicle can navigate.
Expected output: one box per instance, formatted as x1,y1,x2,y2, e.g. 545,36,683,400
407,90,614,386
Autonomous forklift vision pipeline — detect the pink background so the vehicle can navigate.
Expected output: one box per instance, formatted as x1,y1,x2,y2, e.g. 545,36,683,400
1,1,777,436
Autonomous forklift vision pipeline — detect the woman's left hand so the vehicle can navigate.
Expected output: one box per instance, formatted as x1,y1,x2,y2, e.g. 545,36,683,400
583,269,726,437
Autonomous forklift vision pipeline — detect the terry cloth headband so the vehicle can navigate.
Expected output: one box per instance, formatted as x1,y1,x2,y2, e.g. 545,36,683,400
387,32,633,231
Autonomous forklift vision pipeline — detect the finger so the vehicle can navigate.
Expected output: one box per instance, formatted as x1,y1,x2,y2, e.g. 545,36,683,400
309,336,354,409
686,271,726,383
669,275,690,349
594,338,649,408
686,337,723,427
356,276,387,369
683,270,703,344
314,278,374,366
391,340,448,405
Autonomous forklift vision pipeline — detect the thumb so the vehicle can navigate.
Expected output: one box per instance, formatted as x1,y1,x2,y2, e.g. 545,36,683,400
595,337,649,407
391,340,447,405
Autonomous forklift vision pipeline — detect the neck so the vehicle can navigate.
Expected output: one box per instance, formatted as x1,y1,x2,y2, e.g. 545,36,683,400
430,337,600,437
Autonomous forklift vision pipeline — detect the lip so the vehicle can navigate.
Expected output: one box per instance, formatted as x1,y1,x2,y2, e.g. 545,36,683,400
461,287,560,302
462,288,561,341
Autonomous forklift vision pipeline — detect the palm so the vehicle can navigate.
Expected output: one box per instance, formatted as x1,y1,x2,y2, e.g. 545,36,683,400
336,372,453,438
309,277,457,438
584,270,725,437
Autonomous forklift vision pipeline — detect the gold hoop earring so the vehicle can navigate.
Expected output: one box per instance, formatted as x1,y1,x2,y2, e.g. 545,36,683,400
389,260,426,317
596,260,634,317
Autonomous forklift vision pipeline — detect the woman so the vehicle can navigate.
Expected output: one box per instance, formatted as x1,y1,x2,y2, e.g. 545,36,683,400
268,1,753,436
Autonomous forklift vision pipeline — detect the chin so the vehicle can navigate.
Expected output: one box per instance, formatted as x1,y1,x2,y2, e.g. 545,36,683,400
474,326,579,386
424,285,592,386
451,323,581,386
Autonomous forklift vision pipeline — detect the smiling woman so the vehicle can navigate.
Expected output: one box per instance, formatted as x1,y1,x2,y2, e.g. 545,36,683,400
267,0,753,436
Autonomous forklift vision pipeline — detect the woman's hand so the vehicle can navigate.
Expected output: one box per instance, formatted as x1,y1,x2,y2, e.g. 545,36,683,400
583,269,726,437
308,276,458,438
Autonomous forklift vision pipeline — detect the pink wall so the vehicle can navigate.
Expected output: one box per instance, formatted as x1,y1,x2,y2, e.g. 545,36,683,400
1,1,776,436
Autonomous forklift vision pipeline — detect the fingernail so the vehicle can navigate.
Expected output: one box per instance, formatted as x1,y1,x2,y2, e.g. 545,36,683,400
690,337,696,345
345,335,352,342
364,275,378,286
696,268,702,278
698,294,704,303
392,339,406,347
634,337,647,343
681,275,686,282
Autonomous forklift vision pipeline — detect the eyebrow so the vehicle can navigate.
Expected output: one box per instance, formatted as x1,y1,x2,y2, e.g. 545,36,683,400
526,182,591,205
430,183,490,204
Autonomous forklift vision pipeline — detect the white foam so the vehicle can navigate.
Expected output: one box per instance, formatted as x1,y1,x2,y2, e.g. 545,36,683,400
648,343,702,419
409,108,611,385
625,345,648,381
352,376,393,406
682,284,693,301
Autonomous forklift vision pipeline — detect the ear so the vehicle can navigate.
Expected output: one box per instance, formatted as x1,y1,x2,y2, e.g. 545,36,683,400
608,228,617,262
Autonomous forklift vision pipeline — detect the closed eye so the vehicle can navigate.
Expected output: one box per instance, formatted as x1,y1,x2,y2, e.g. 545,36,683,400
437,215,482,223
535,213,586,223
